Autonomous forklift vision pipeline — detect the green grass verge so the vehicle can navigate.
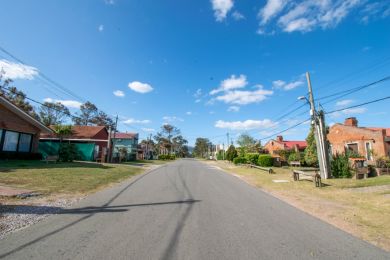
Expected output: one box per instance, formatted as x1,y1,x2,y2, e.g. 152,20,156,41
0,160,143,194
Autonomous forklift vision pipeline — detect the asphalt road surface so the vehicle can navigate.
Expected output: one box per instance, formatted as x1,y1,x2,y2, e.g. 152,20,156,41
0,159,389,259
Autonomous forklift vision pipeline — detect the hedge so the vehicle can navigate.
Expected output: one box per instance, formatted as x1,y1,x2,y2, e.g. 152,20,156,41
257,155,273,167
233,157,247,165
245,153,260,165
158,154,176,160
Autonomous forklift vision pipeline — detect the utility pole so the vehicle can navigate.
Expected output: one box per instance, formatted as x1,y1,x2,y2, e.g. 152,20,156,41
227,133,230,149
222,143,225,160
306,72,331,179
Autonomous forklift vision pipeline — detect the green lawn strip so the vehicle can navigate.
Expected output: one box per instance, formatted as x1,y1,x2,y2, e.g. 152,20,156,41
0,161,143,194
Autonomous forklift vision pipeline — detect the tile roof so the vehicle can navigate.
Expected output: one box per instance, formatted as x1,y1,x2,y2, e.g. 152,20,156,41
113,132,138,139
282,141,307,149
41,125,107,139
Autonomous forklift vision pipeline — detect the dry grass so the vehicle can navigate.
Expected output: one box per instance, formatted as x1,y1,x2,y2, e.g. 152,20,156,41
208,160,390,251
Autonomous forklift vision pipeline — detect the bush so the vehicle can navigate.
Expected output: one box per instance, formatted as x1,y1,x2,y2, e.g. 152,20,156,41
233,157,247,165
257,155,273,167
216,150,224,160
331,153,351,178
226,145,238,162
287,152,304,165
245,153,260,165
58,143,77,162
158,154,176,160
376,156,390,168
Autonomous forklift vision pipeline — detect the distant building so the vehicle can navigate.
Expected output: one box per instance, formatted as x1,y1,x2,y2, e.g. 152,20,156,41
264,135,307,156
111,132,138,161
327,117,390,164
40,125,109,161
0,96,53,159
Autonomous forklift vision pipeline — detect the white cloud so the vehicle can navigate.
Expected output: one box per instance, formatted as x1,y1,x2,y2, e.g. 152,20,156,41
360,1,390,24
162,116,184,123
0,59,38,80
113,90,125,97
215,119,277,130
258,0,287,25
123,118,151,125
227,106,240,112
336,99,353,106
43,98,82,109
211,0,234,22
142,128,155,132
193,88,202,98
128,81,153,93
232,11,245,20
98,24,104,32
258,0,368,34
195,99,201,103
104,0,115,5
272,76,304,91
342,107,367,114
216,88,273,105
210,74,248,95
186,111,192,115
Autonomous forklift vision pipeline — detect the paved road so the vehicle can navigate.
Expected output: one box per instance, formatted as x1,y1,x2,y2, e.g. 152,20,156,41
0,159,388,259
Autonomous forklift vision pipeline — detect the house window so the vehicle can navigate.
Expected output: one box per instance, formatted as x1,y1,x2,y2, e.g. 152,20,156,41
18,133,32,152
346,143,358,155
365,142,372,161
3,131,19,151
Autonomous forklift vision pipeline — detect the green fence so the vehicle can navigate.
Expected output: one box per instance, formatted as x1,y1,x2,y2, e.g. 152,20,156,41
39,141,95,161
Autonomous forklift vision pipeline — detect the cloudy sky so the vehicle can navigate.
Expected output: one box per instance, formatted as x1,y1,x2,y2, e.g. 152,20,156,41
1,0,389,145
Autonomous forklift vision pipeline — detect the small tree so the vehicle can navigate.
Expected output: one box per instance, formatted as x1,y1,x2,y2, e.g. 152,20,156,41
226,145,238,162
304,126,318,167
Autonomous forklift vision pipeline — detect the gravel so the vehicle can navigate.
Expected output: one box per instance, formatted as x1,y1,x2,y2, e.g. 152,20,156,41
0,196,81,239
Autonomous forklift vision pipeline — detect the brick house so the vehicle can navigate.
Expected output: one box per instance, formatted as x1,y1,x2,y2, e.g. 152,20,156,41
264,135,307,156
40,125,109,161
327,117,390,164
0,96,53,159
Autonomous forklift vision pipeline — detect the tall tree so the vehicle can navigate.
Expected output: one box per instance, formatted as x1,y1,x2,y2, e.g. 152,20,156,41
172,135,189,157
154,124,181,154
236,133,260,154
73,101,98,125
0,76,37,118
39,102,70,126
92,111,115,130
193,137,211,158
304,126,318,167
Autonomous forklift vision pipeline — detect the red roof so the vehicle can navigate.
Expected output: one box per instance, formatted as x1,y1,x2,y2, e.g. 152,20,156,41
282,141,307,149
40,125,108,139
113,132,138,139
365,127,390,137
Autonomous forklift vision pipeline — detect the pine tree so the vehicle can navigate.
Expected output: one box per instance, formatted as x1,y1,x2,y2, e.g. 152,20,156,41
304,126,318,167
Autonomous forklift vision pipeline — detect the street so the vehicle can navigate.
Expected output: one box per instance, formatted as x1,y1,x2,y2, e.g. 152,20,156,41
0,159,388,259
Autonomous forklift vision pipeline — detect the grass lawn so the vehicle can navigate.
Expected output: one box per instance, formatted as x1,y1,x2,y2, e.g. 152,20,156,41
209,160,390,251
0,160,144,195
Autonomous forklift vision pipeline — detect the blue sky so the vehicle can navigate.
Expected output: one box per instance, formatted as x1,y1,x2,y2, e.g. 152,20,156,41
0,0,389,145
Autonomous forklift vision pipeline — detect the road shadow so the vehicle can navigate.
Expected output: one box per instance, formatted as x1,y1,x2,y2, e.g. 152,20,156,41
0,200,201,215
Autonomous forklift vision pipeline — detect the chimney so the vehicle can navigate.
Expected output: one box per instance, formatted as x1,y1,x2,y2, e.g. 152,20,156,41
344,117,358,127
276,135,283,142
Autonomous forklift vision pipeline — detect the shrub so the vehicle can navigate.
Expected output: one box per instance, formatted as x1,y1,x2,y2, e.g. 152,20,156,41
245,153,260,165
257,155,273,167
158,154,176,160
226,145,238,162
58,143,77,162
288,152,304,165
376,156,390,168
331,153,351,178
233,157,247,165
216,150,224,160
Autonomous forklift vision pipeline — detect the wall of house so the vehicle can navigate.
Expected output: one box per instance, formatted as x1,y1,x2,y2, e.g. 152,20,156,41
0,103,40,152
264,140,285,155
327,124,387,162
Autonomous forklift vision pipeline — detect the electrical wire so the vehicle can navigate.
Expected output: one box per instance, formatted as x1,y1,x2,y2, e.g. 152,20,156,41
325,96,390,115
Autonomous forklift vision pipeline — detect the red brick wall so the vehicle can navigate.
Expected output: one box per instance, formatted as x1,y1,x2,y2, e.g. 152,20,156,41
0,103,40,152
327,124,387,162
264,140,285,156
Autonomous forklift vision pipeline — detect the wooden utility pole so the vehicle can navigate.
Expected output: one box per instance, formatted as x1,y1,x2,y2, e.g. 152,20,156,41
306,72,331,179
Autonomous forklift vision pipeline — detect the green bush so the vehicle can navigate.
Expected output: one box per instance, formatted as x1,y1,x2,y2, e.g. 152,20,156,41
233,157,247,165
331,153,351,178
226,145,238,162
158,154,176,160
245,153,260,165
257,155,273,167
58,143,77,162
216,150,224,160
288,152,304,165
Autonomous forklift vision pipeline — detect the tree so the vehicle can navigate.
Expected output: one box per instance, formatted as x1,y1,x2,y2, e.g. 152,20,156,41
193,137,211,158
226,145,238,162
236,133,261,154
154,124,181,155
304,126,318,167
172,135,189,157
73,101,98,125
39,102,70,126
0,75,37,118
92,111,115,130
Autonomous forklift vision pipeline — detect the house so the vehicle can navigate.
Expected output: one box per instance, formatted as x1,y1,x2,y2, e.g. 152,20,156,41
111,132,138,161
0,96,53,159
327,117,390,164
264,135,307,156
40,125,109,161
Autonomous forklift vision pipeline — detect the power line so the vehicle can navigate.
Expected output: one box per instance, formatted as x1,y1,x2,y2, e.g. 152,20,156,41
325,96,390,115
259,118,310,141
